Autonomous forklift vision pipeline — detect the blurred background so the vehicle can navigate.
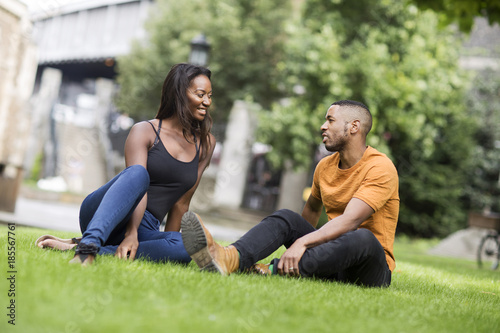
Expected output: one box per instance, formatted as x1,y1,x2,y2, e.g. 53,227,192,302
1,0,499,246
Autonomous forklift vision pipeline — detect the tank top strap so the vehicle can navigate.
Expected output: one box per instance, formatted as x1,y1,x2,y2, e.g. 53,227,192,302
148,119,162,146
193,131,200,155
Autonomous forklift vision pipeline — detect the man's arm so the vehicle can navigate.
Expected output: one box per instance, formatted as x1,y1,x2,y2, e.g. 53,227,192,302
301,198,374,248
301,194,323,228
278,197,374,275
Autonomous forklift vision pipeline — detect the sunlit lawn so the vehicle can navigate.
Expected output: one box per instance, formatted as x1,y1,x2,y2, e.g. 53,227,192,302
0,226,498,333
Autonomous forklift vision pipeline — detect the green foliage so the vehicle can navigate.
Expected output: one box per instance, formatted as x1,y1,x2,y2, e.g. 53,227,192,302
463,71,500,212
29,152,43,181
115,0,492,238
3,227,500,333
258,99,321,170
410,0,500,32
351,4,475,237
259,0,476,237
115,0,290,123
258,9,349,170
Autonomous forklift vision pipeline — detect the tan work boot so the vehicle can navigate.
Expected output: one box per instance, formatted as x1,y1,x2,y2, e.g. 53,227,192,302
250,263,272,275
181,211,239,276
250,258,279,276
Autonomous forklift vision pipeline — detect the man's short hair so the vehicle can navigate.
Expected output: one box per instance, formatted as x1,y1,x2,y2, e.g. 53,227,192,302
332,100,372,136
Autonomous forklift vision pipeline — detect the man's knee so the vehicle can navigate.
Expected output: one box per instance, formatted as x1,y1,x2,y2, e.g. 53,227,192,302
271,209,303,225
298,229,382,278
273,208,297,218
354,228,380,247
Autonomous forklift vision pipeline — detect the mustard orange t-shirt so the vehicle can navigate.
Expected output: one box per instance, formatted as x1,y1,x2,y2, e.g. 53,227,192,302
310,146,400,271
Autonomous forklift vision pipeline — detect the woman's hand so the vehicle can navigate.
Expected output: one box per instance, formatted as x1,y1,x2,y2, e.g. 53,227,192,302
115,233,139,260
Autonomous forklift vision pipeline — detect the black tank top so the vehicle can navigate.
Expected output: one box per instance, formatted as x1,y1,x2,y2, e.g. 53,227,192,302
146,119,199,221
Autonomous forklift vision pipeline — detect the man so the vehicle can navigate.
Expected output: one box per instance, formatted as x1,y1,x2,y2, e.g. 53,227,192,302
181,100,399,287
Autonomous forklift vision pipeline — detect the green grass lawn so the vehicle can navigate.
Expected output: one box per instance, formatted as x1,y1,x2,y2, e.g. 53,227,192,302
1,226,499,333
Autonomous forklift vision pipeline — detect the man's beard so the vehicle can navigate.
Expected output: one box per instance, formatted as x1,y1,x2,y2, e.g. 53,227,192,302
325,125,348,152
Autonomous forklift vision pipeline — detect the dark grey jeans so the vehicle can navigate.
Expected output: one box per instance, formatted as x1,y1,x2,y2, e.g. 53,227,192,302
232,209,391,287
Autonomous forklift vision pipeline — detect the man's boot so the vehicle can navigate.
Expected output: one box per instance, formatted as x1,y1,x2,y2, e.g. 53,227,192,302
250,258,280,276
181,211,239,276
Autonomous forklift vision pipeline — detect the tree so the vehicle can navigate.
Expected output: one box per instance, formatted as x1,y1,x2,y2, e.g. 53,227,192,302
258,0,476,237
258,17,349,169
115,0,290,127
463,70,500,213
410,0,500,32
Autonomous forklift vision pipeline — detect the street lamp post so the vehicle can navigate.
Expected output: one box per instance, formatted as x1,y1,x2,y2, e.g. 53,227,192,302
189,34,211,67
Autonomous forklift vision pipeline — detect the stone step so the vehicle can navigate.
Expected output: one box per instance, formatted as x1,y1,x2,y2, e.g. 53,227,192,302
202,207,270,230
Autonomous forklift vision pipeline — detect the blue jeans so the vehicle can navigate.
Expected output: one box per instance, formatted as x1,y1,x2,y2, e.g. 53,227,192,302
78,165,191,263
232,209,391,287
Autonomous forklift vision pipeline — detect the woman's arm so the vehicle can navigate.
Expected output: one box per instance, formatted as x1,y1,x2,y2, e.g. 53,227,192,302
164,133,216,231
115,122,153,260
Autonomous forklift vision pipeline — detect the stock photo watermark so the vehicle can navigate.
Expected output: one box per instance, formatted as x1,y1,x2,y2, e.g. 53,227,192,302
6,223,17,326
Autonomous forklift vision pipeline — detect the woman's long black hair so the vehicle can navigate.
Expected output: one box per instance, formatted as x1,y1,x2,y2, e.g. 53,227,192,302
156,63,213,161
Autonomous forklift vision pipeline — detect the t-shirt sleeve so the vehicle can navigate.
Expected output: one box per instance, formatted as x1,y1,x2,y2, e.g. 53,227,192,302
353,158,398,212
310,159,324,201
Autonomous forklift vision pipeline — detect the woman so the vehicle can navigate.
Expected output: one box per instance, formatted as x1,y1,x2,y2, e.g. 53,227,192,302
36,63,215,266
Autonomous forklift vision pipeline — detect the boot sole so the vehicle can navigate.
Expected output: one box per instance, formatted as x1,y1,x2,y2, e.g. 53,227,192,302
181,211,225,275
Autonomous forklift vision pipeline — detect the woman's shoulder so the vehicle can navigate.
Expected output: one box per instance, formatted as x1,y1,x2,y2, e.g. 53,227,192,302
207,133,216,148
201,132,216,152
197,132,216,165
127,120,158,146
129,120,159,135
132,119,157,129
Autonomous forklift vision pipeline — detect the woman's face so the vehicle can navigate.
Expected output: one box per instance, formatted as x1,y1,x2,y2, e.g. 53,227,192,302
187,75,212,122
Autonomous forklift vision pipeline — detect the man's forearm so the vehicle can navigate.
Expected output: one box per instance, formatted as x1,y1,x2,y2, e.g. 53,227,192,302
300,197,375,248
299,215,358,248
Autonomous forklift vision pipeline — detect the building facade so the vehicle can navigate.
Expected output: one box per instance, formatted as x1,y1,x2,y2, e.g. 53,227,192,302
0,0,38,211
25,0,153,194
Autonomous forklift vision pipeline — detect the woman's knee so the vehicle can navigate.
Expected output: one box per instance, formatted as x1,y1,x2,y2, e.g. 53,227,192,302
124,165,150,187
126,164,149,179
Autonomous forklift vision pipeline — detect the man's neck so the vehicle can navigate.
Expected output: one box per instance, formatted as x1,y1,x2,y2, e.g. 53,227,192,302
338,144,367,170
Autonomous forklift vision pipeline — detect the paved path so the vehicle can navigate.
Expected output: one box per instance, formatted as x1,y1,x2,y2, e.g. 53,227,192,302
0,197,249,242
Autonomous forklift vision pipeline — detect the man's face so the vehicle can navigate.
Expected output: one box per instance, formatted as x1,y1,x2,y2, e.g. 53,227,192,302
320,105,349,152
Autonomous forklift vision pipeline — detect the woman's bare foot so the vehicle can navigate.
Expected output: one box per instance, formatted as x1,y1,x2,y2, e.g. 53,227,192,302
35,235,81,250
38,239,77,251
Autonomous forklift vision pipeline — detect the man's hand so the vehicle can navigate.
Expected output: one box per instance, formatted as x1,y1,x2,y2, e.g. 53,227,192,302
277,239,307,276
115,234,139,260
